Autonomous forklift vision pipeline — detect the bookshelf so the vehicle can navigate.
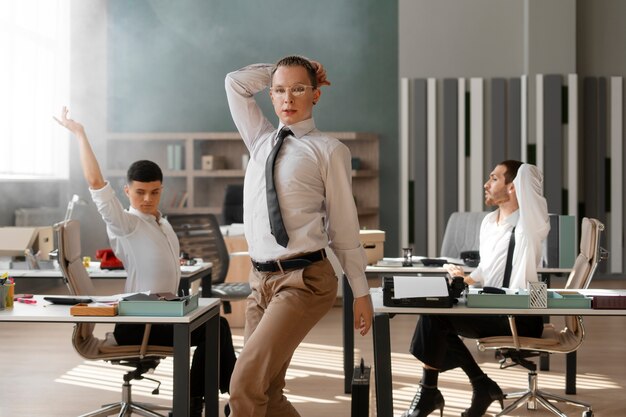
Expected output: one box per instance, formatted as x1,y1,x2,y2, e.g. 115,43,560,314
105,132,379,228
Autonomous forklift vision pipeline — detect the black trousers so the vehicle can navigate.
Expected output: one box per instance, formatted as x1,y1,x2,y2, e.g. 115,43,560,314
409,314,544,372
114,316,236,396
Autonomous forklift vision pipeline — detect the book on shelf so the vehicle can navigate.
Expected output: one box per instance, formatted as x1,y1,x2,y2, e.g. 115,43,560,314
167,144,184,170
168,190,188,208
177,192,189,208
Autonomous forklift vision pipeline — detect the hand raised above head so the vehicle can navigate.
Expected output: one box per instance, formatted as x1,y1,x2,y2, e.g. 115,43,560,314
53,106,85,136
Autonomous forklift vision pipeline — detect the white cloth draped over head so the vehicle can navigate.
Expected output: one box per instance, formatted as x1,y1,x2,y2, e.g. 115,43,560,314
508,163,550,289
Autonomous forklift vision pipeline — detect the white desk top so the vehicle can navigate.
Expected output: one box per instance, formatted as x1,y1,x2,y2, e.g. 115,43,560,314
371,287,626,316
0,296,220,324
7,261,212,279
366,265,571,275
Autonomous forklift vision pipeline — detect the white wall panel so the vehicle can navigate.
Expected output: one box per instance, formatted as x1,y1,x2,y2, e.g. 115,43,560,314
400,78,410,248
427,78,437,256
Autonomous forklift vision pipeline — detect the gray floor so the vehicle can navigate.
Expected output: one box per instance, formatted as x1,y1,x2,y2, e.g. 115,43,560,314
1,278,625,416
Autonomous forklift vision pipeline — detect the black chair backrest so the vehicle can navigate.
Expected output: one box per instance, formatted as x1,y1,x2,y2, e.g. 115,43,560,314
222,184,244,224
167,213,230,285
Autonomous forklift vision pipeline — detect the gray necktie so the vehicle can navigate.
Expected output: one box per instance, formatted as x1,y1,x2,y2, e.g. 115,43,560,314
265,127,292,247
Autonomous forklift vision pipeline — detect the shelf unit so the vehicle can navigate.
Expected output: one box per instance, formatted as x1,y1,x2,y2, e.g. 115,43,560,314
106,132,379,228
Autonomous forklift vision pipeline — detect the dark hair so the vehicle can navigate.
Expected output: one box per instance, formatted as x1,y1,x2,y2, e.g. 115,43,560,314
271,55,318,88
498,160,523,184
126,160,163,184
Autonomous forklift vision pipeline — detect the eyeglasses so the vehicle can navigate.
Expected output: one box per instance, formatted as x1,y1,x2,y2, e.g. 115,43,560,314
270,84,315,97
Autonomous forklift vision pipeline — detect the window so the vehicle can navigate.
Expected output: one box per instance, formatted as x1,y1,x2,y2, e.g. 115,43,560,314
0,0,69,180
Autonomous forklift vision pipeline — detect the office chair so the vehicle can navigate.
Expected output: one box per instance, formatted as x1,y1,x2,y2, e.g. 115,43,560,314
56,220,173,417
476,217,606,417
167,213,251,314
222,184,244,225
440,211,490,261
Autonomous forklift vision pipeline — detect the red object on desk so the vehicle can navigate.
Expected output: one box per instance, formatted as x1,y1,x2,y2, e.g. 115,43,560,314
95,248,125,270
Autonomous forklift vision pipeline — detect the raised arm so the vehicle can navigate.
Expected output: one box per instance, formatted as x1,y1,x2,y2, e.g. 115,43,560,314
54,107,106,190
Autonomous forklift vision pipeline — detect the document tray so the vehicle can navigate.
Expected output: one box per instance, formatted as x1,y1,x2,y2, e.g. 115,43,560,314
118,293,199,316
466,291,591,309
382,276,453,308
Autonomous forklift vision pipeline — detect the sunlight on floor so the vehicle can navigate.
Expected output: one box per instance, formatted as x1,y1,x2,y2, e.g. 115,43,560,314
54,334,621,416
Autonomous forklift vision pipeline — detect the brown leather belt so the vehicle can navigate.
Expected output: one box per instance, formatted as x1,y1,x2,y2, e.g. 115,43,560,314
252,249,327,273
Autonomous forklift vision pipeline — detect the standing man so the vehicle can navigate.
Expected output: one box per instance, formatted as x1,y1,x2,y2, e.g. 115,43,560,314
55,107,236,417
225,56,373,416
403,161,550,417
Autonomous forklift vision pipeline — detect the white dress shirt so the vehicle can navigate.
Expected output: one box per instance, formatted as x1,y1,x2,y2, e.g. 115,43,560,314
225,64,369,298
90,182,181,294
470,209,518,288
470,164,550,289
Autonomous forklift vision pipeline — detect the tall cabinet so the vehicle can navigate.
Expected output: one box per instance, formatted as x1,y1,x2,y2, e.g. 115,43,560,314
106,132,379,229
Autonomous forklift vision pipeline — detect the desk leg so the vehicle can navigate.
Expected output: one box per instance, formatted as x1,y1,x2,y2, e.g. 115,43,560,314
373,312,393,417
539,274,551,372
204,313,220,416
343,274,354,394
202,269,213,298
565,351,577,395
173,323,191,417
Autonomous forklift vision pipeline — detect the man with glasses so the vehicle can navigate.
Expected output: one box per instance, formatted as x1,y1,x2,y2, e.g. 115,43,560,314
225,56,373,416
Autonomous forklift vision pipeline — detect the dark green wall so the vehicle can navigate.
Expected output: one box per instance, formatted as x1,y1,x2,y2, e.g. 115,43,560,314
107,0,400,254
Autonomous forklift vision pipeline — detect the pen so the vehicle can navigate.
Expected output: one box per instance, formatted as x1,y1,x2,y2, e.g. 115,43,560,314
17,298,37,304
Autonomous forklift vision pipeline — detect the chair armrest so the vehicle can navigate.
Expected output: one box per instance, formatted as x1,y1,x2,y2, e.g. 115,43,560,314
506,315,521,349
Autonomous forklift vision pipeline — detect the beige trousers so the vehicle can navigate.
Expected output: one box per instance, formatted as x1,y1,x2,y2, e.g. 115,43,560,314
228,258,338,417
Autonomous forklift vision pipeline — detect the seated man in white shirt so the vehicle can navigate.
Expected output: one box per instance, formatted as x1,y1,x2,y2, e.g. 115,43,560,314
55,107,236,417
403,160,550,417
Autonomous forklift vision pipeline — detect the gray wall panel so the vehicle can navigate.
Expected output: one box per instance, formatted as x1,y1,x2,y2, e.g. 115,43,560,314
544,74,563,213
491,78,507,168
508,78,522,160
443,79,459,225
583,78,598,218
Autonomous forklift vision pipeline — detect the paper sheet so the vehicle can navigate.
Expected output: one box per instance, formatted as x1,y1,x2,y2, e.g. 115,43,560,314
392,276,449,299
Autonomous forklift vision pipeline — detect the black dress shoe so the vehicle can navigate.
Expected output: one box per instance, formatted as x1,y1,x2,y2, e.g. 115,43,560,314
401,386,445,417
461,374,504,417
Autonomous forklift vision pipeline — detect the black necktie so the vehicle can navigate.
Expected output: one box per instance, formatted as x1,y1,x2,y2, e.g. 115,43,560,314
502,226,516,288
266,127,291,247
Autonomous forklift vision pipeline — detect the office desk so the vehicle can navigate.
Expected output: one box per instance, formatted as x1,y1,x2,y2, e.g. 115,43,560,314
0,296,221,417
370,287,626,417
341,265,572,393
8,261,213,297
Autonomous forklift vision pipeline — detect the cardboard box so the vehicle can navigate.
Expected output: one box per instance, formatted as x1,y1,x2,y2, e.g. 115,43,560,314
0,226,54,259
360,230,385,265
201,155,226,171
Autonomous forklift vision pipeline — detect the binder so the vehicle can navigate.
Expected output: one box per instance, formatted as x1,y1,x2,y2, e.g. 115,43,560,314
546,214,576,268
